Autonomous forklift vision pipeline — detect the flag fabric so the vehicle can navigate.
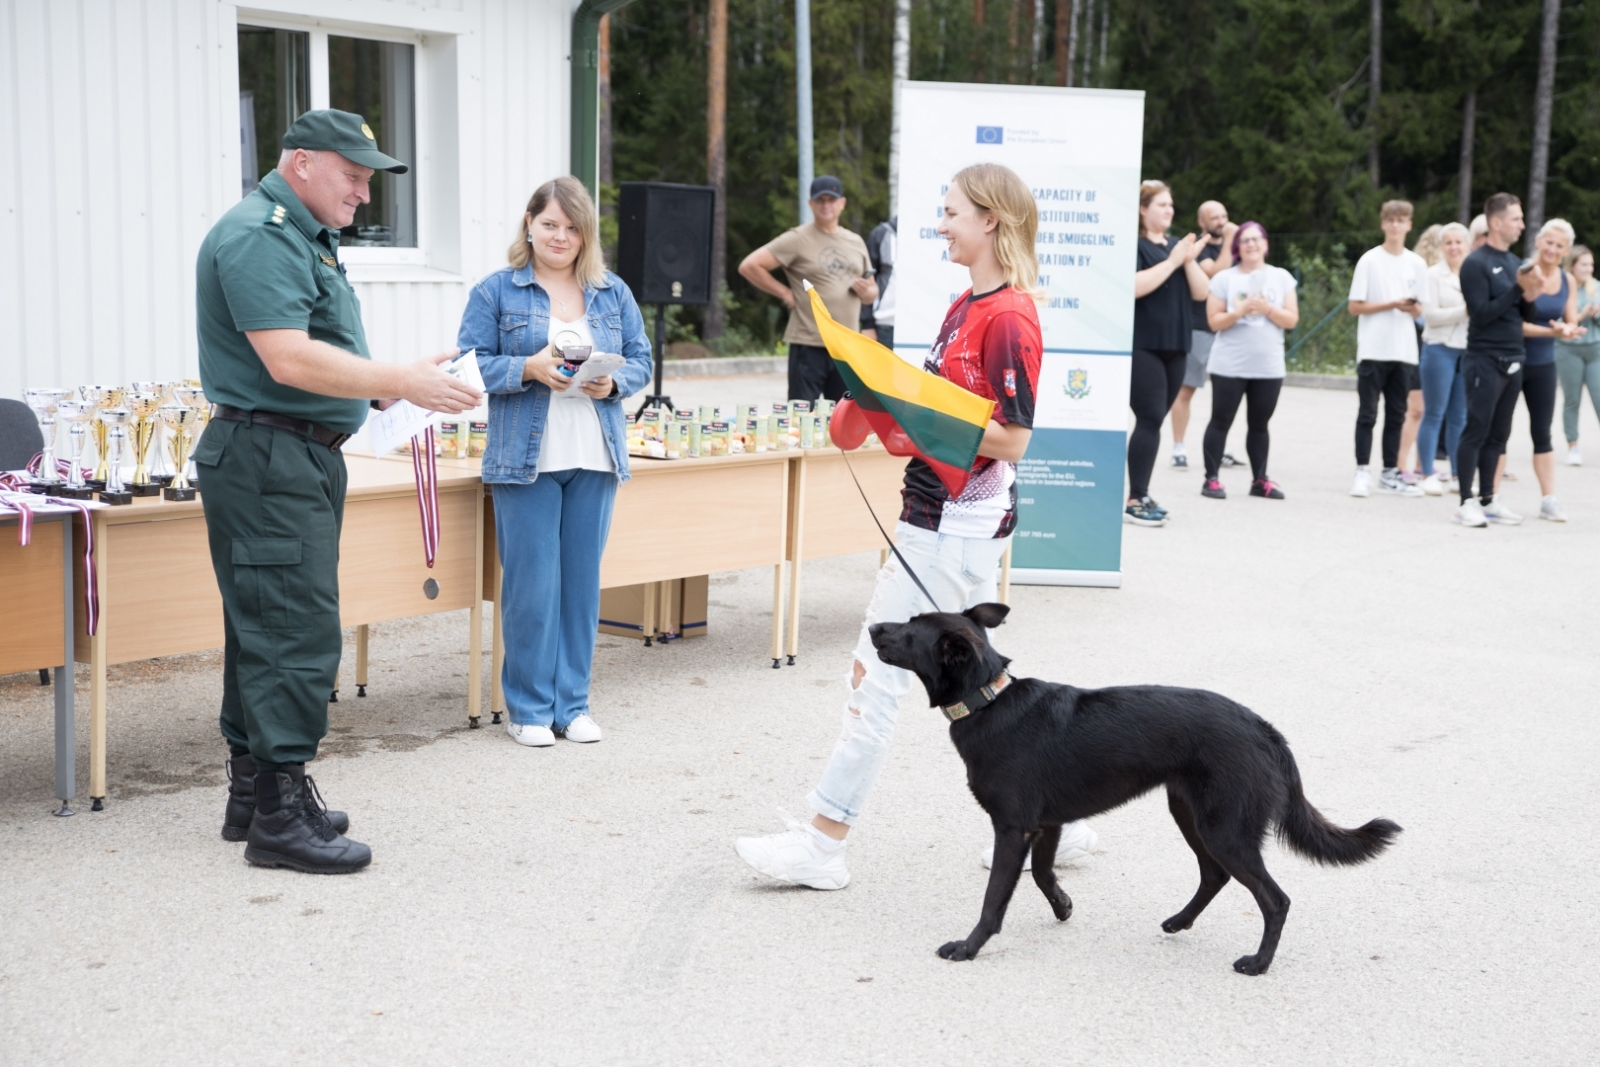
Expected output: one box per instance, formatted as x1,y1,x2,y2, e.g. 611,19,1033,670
806,284,994,498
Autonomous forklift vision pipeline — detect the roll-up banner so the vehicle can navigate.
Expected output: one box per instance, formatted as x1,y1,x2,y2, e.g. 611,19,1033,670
894,81,1144,587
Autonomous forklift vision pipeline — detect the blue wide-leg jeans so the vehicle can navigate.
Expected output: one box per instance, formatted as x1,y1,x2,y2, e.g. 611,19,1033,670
493,469,617,729
1418,343,1467,476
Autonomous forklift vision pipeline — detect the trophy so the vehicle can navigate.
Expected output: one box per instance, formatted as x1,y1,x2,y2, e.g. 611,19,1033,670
124,391,164,496
158,404,200,501
97,407,133,505
23,388,71,493
55,400,97,499
79,385,125,488
131,381,176,486
174,384,209,488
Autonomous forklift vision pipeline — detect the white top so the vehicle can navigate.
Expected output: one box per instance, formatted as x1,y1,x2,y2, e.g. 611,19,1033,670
873,228,897,326
536,315,615,474
1421,260,1469,349
1206,265,1297,378
1348,245,1428,364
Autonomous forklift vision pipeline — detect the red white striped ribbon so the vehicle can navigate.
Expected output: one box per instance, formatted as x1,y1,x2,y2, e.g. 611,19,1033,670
410,424,440,568
0,482,98,635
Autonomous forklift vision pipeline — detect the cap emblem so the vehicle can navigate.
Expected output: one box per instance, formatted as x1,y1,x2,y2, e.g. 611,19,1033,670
361,123,376,141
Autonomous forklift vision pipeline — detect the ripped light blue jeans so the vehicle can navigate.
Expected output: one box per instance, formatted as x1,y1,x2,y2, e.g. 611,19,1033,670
807,522,1010,825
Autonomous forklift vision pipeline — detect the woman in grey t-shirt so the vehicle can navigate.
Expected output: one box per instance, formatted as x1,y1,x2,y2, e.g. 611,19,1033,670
1199,222,1299,499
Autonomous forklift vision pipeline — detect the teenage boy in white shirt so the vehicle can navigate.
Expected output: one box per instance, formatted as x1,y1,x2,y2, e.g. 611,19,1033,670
1348,200,1430,497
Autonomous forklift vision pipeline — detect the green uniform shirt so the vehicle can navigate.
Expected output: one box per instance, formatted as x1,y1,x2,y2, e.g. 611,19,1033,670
195,170,372,434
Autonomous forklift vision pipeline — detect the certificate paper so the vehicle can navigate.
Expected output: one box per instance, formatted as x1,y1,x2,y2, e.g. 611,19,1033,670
369,351,486,457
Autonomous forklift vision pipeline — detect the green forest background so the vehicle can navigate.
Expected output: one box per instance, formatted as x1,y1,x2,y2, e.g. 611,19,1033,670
607,0,1600,369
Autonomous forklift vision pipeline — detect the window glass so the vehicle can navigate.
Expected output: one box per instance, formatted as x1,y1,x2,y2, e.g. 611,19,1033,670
328,36,417,248
237,26,309,197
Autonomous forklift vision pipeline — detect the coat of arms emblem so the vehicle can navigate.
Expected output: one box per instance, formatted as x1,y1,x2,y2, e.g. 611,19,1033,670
1065,366,1092,399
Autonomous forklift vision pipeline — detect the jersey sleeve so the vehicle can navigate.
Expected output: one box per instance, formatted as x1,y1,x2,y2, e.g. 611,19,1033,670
212,224,317,332
981,309,1041,429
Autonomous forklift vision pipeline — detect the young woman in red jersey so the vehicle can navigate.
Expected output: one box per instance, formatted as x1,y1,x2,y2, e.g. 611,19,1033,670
736,163,1098,889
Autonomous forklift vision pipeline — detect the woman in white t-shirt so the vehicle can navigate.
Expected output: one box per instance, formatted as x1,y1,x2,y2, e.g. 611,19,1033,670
1199,221,1299,500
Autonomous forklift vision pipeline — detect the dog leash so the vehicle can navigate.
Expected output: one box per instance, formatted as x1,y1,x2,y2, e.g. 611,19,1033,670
840,449,942,612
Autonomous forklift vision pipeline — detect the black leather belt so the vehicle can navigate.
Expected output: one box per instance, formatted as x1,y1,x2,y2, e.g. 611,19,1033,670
211,404,352,452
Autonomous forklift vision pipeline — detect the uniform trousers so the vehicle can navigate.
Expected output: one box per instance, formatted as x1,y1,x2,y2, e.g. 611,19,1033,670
196,419,346,770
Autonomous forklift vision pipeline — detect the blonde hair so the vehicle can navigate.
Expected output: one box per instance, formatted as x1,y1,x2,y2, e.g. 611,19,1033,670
1469,214,1488,238
1412,224,1444,266
508,176,607,289
1563,243,1593,273
1538,217,1576,245
1438,222,1471,253
951,163,1042,299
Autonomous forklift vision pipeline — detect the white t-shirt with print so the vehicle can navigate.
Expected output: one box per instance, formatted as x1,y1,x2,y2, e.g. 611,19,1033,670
1348,246,1427,364
536,315,615,474
1207,265,1296,378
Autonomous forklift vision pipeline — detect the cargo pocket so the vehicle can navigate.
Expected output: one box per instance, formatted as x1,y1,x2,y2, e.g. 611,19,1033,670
231,538,304,631
192,420,228,469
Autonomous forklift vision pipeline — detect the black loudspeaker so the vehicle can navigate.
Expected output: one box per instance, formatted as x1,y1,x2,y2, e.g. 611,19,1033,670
617,182,715,306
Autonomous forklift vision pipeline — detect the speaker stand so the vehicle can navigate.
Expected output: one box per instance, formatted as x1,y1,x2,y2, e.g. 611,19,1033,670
635,303,674,416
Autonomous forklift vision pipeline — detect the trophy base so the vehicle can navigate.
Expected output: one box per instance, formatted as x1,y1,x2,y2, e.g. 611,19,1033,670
84,479,106,491
98,490,133,506
162,486,197,502
130,482,162,497
153,474,175,487
27,481,64,495
59,486,97,500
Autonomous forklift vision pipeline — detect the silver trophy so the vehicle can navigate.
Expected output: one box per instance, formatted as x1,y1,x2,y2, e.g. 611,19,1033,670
97,407,133,505
23,388,71,492
55,400,97,498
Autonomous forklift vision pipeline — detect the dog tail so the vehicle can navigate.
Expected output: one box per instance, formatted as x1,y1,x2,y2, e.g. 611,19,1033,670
1273,737,1402,866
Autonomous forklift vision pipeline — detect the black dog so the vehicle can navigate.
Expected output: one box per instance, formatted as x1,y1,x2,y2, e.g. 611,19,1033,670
869,603,1400,974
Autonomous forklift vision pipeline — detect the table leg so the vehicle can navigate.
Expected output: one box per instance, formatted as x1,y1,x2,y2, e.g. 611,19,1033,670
999,541,1013,605
89,514,108,810
467,484,484,727
490,569,505,725
785,555,803,667
770,563,784,669
355,624,369,698
54,515,75,817
642,581,658,647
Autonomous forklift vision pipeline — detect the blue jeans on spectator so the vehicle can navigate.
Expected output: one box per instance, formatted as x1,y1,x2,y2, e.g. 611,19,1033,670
493,469,617,729
1418,343,1467,477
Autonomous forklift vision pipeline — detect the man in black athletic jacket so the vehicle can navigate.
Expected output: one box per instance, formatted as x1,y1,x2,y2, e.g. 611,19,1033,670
1454,193,1543,527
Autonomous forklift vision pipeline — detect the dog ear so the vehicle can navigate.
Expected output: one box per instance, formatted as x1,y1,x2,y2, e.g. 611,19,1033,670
963,603,1010,629
938,631,975,667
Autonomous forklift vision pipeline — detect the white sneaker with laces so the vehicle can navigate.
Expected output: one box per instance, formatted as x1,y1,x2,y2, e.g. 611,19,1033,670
1483,497,1523,525
1350,468,1373,497
981,820,1099,871
735,810,850,890
559,714,603,743
1539,496,1568,522
1454,498,1487,527
1378,468,1424,497
1566,445,1582,466
506,721,556,747
1420,474,1444,496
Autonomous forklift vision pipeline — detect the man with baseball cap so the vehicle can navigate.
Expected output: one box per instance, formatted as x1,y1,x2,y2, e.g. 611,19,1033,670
193,109,481,874
739,175,878,402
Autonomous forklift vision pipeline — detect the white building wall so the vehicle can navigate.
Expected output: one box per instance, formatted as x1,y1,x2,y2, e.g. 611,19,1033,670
1,0,574,399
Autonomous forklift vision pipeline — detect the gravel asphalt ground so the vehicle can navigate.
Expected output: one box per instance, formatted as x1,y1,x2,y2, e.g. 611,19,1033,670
3,375,1597,1066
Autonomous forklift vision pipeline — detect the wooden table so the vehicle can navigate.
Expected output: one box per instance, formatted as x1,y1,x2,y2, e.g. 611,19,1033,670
71,454,484,808
1,509,77,815
482,449,794,722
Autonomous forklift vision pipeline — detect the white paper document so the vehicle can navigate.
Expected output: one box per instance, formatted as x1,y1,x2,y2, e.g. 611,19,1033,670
559,351,625,389
369,351,486,457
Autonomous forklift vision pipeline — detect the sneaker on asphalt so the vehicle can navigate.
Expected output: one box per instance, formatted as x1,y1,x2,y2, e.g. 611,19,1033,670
1484,497,1523,525
506,721,556,747
1220,452,1242,467
1123,500,1167,526
1350,468,1373,497
735,810,849,890
1539,496,1568,522
1454,498,1488,527
559,714,603,743
1201,478,1226,499
1171,452,1189,469
1420,474,1444,496
1249,478,1285,499
1566,445,1582,466
981,821,1099,871
1379,468,1424,497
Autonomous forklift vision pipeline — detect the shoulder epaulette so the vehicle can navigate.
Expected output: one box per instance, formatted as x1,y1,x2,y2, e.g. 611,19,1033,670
267,203,287,226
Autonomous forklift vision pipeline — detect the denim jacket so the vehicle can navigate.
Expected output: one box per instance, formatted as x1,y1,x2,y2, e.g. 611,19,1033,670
458,264,655,484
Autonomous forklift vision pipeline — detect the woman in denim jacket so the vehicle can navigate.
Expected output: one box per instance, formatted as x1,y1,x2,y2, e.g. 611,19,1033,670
458,177,653,747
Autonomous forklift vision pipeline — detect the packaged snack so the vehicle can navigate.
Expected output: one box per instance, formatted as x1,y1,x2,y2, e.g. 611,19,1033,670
799,414,817,449
438,421,460,459
792,399,812,416
698,405,715,425
688,420,702,457
675,408,696,426
773,416,792,451
664,421,683,460
468,421,488,458
747,417,768,453
706,421,730,456
638,408,663,441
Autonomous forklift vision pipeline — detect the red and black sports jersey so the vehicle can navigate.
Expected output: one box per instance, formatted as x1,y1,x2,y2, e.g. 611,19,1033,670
900,284,1042,538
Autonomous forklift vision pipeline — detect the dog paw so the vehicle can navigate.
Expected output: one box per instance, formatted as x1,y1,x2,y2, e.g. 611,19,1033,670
1161,914,1193,934
1050,893,1073,922
1232,953,1270,976
937,940,978,961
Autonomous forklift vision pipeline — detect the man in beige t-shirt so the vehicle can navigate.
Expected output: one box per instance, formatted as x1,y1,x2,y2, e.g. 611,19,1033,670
739,175,877,401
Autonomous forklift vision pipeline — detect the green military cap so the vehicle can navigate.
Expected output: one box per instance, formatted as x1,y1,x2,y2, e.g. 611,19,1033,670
282,109,409,174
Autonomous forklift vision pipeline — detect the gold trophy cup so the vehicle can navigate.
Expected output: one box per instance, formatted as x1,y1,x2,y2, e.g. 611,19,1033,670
124,391,164,496
79,385,125,487
132,380,176,485
174,385,209,488
158,404,201,501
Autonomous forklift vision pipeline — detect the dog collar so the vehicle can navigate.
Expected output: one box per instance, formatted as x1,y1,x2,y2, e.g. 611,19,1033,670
942,670,1013,722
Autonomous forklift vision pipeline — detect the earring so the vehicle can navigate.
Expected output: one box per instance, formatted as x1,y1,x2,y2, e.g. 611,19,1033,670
527,231,534,244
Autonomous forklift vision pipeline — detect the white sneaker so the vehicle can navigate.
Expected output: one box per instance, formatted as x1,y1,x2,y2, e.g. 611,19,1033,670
506,721,555,747
1350,468,1372,497
735,810,850,890
1539,496,1568,522
1454,498,1488,527
1483,497,1523,525
559,714,603,743
1378,468,1424,496
1420,474,1444,496
1566,445,1582,466
981,820,1099,871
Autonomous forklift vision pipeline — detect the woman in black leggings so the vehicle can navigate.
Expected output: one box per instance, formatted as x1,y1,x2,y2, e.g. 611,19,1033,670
1128,180,1212,526
1198,222,1299,498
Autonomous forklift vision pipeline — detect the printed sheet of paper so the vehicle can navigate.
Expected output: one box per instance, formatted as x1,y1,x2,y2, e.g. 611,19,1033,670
560,351,625,389
369,351,485,457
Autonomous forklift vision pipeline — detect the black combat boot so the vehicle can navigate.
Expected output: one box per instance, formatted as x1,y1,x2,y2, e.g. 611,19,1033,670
222,754,349,841
243,766,371,874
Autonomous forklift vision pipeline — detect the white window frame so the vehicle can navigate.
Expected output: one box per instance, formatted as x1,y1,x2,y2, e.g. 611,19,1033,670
234,10,433,268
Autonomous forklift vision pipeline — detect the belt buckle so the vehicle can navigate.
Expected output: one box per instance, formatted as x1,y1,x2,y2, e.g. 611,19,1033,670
328,433,350,453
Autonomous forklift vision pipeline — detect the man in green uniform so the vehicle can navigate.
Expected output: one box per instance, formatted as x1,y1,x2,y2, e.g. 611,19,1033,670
194,110,480,874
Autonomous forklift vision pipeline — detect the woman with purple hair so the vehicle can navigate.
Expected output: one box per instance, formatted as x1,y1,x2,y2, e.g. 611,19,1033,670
1199,221,1299,499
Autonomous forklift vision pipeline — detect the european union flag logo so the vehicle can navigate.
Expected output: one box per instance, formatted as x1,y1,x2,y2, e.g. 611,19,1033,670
975,126,1004,145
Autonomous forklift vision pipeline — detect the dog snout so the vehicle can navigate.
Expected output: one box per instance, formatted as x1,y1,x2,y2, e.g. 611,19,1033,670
868,622,894,648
